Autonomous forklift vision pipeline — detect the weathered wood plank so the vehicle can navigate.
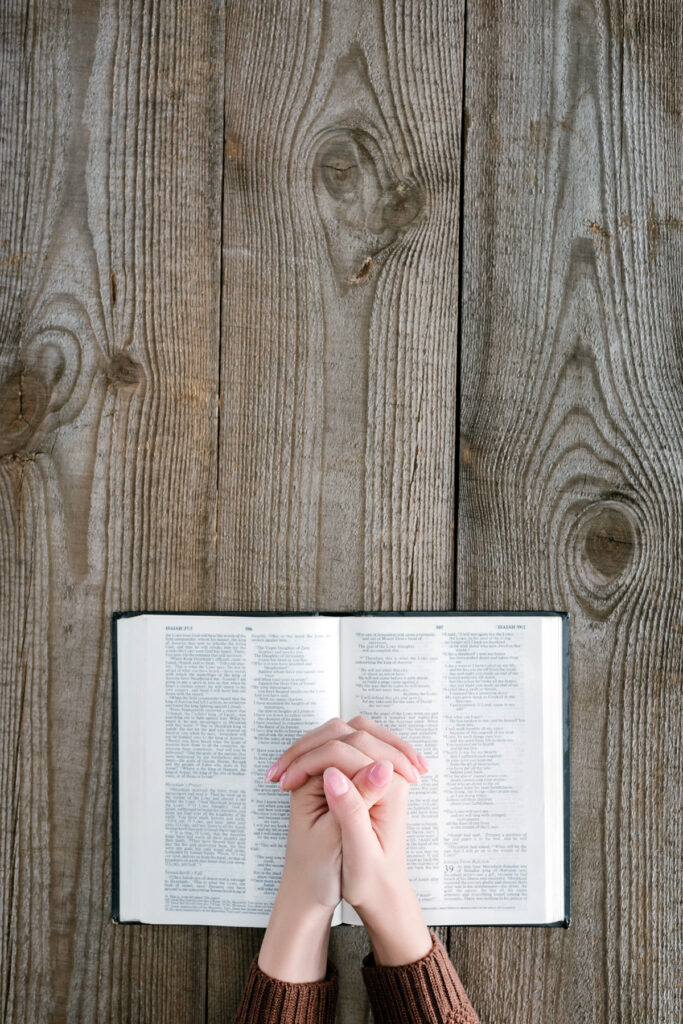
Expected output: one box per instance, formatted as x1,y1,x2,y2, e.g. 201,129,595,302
455,1,682,1022
0,4,67,1020
211,0,463,1020
0,0,223,1019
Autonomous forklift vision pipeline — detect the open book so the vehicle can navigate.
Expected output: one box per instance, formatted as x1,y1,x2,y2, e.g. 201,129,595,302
112,611,570,928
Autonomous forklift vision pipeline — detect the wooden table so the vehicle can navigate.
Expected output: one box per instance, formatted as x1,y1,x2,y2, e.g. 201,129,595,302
1,2,680,1021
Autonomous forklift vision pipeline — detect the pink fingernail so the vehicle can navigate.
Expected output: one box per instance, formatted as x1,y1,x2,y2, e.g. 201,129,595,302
417,755,430,773
369,761,393,786
265,761,279,783
279,771,288,790
323,767,349,797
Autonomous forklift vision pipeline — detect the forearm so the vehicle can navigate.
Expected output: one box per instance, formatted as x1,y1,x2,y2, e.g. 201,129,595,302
258,882,335,983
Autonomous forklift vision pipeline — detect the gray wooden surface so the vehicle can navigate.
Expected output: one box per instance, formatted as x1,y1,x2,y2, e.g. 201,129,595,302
0,1,680,1022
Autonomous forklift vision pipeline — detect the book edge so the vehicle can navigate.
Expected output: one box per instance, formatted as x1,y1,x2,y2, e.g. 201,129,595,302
562,613,572,928
111,614,120,923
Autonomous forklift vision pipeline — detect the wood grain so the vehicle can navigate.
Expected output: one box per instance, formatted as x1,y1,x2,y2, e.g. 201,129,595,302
212,0,463,1020
2,0,681,1022
0,0,223,1020
455,1,682,1022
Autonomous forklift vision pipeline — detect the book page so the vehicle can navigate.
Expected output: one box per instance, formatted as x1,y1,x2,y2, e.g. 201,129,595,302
116,614,342,926
339,614,563,925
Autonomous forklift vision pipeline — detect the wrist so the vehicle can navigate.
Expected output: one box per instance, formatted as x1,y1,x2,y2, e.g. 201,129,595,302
258,883,335,983
357,879,432,967
354,871,412,926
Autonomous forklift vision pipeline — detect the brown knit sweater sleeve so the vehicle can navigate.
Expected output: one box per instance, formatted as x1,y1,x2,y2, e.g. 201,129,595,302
361,929,481,1024
233,954,338,1024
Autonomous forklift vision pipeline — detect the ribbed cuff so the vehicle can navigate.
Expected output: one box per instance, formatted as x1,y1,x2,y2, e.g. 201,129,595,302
234,954,338,1024
361,929,479,1024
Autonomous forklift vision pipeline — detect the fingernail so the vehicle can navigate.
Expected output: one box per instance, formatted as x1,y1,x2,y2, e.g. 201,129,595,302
279,771,288,790
417,755,430,773
369,760,393,786
411,765,421,782
324,766,349,797
265,761,279,783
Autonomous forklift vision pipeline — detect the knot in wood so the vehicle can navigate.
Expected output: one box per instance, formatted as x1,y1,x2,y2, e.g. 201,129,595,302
0,368,49,454
380,180,422,231
583,507,634,580
312,127,423,292
107,351,143,388
566,498,641,619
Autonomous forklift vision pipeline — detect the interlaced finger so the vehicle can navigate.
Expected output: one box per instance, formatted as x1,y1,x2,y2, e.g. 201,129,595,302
267,714,428,783
278,739,374,791
265,717,355,782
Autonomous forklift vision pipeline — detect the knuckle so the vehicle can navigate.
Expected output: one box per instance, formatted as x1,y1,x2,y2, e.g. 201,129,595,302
327,738,348,755
328,717,352,739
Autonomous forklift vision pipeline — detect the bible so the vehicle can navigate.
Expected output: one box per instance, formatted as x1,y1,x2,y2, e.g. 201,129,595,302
112,611,570,927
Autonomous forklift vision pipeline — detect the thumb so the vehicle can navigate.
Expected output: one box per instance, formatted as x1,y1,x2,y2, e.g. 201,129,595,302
350,759,395,810
323,762,392,864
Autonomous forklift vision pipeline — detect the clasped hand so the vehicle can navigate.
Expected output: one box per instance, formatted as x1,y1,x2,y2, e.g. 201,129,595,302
257,715,433,981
